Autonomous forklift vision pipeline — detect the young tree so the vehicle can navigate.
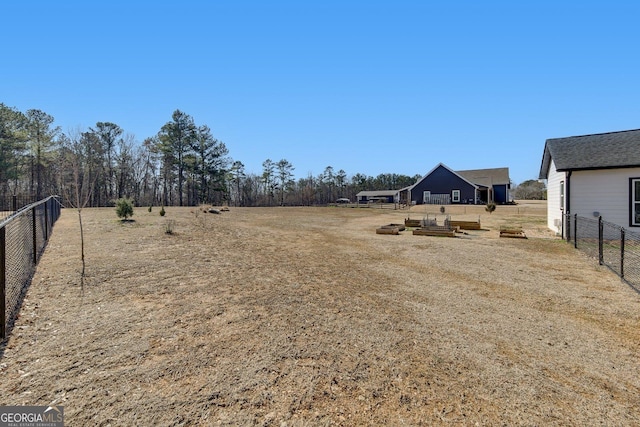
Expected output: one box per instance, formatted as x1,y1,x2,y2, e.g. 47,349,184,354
115,197,134,220
59,129,99,292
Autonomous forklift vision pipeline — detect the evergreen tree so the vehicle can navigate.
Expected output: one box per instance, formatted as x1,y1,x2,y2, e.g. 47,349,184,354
158,110,197,206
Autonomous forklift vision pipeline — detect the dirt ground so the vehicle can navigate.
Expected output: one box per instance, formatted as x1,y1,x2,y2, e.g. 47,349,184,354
1,201,639,426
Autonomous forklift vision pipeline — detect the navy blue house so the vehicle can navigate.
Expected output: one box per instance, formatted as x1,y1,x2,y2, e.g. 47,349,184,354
403,163,511,205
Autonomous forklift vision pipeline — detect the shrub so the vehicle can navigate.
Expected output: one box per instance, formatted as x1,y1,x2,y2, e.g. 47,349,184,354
159,206,166,216
148,206,152,213
485,202,496,214
115,198,134,220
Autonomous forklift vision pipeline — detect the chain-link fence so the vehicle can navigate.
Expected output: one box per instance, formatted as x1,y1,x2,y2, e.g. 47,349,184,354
565,214,640,291
0,195,37,221
1,196,62,339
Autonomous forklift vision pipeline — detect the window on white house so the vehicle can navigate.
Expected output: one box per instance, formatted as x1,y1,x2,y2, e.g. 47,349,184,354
452,190,460,202
560,181,565,210
632,178,640,226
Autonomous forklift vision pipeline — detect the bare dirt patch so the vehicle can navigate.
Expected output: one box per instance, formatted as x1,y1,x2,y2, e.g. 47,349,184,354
1,203,639,425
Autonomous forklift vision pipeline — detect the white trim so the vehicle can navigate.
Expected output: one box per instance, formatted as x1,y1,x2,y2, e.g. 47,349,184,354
632,178,640,226
452,189,460,202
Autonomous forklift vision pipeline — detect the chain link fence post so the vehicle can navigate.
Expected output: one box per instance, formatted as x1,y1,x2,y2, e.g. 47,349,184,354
1,226,6,340
598,216,603,265
621,228,625,280
31,207,37,265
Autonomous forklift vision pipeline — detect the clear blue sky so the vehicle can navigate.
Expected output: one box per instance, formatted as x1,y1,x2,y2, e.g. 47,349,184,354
3,1,639,186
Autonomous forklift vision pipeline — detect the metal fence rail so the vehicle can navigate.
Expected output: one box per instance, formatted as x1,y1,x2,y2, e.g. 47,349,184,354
1,196,61,339
565,214,640,291
0,195,36,221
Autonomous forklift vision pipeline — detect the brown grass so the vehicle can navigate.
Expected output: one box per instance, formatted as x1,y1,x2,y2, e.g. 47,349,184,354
1,202,640,425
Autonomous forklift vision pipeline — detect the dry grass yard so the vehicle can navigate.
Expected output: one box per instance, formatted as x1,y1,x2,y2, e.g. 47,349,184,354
1,201,639,425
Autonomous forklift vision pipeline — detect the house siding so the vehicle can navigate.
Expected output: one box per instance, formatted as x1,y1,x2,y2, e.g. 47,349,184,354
569,167,640,228
546,160,564,233
493,184,509,204
410,165,476,204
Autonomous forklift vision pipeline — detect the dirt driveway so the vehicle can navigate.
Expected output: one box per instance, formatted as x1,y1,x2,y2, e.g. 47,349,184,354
1,204,639,425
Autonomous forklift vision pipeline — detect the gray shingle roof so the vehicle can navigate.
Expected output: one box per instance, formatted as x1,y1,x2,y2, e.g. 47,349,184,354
539,129,640,179
456,168,510,186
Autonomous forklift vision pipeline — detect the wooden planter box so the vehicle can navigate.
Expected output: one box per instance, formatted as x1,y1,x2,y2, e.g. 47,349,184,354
446,220,481,230
377,227,400,235
499,226,527,239
380,223,406,231
404,218,421,227
412,228,456,237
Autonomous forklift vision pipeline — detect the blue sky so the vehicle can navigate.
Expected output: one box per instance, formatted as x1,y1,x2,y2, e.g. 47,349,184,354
2,1,640,185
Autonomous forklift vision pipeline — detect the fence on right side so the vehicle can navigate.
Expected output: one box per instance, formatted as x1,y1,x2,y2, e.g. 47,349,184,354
565,214,640,291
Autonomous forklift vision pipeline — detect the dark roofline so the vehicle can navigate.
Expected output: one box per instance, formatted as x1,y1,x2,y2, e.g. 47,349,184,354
555,164,640,173
539,128,640,179
548,128,640,140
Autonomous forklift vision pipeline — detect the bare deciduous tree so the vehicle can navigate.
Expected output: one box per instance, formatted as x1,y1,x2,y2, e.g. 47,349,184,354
59,129,98,292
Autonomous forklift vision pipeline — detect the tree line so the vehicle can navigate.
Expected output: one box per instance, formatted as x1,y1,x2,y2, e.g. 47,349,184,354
0,104,423,208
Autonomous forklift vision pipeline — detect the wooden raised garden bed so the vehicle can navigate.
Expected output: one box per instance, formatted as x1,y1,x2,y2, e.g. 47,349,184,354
376,227,400,235
404,218,421,227
412,227,456,237
380,223,406,231
446,219,481,230
499,226,527,239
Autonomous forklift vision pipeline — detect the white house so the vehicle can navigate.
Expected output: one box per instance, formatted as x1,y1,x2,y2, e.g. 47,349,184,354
539,129,640,235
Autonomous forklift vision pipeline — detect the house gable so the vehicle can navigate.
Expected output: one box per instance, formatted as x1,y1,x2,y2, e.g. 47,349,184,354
410,163,478,204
